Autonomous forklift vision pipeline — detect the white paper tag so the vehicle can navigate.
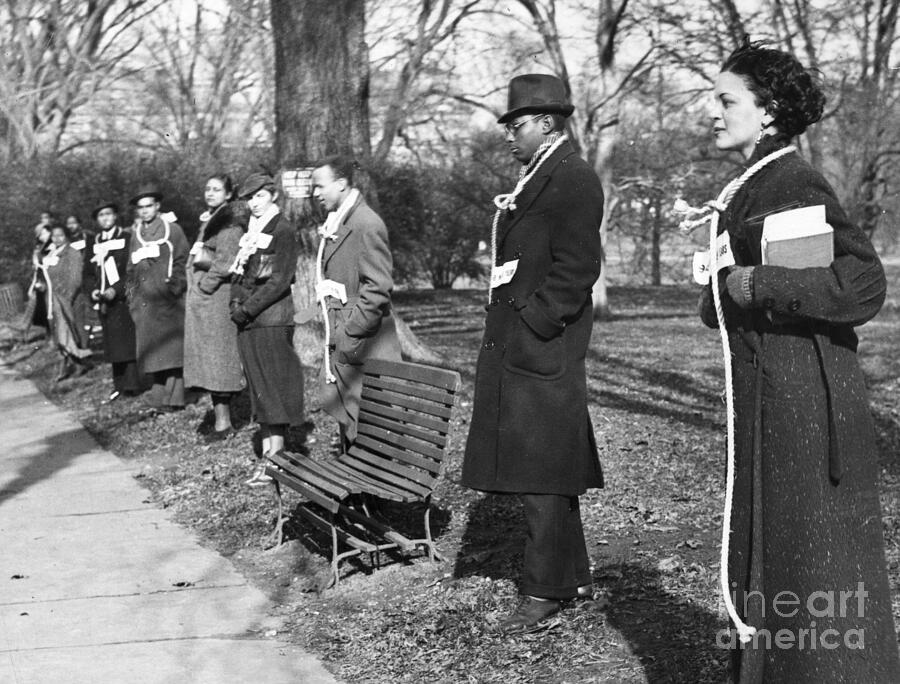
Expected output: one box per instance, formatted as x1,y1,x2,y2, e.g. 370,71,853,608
70,239,86,251
94,238,124,256
490,259,519,289
239,232,273,250
692,232,735,285
161,211,177,223
104,256,120,286
190,241,204,255
316,279,348,303
43,255,59,267
131,243,161,263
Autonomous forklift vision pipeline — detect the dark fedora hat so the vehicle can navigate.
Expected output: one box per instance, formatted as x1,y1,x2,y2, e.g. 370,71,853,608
497,73,574,124
91,200,119,219
237,172,276,199
129,183,163,206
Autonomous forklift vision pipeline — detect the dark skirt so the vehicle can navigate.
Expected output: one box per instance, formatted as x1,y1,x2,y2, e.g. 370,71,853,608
237,326,304,426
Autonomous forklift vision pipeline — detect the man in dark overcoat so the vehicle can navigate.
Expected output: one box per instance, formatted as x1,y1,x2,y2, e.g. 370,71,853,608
125,185,189,410
461,74,605,633
85,200,146,401
309,155,401,445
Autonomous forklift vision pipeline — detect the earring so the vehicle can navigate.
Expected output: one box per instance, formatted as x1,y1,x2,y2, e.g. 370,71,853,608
755,121,767,145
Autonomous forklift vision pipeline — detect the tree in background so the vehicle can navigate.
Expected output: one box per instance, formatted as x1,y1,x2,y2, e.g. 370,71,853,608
0,0,161,161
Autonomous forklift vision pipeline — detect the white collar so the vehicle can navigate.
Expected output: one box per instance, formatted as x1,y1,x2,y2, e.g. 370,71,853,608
248,204,280,234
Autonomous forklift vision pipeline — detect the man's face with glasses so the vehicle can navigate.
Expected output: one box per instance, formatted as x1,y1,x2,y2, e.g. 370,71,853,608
503,113,548,164
135,198,159,224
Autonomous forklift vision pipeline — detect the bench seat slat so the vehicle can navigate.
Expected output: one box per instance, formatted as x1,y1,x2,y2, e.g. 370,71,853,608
267,467,340,514
313,457,413,500
268,453,351,500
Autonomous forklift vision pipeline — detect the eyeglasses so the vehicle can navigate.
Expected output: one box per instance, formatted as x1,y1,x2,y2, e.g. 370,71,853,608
503,114,544,137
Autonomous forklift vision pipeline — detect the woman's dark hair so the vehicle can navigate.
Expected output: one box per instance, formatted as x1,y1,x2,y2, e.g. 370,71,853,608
722,40,825,138
206,172,235,198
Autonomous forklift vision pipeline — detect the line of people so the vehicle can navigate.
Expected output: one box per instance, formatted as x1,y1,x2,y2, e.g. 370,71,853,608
27,158,400,488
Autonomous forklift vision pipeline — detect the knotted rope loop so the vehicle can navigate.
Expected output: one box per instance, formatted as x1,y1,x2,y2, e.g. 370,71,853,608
695,144,796,645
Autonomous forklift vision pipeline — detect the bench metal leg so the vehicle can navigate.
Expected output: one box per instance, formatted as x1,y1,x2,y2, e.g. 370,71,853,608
269,480,285,547
424,505,444,563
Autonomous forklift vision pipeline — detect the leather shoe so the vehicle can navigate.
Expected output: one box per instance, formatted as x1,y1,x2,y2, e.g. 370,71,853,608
495,596,562,634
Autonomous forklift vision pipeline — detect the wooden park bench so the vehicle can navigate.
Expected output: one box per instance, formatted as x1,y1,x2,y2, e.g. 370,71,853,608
265,358,462,586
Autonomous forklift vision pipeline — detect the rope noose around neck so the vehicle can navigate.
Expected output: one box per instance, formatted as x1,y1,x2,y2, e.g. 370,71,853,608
708,145,796,645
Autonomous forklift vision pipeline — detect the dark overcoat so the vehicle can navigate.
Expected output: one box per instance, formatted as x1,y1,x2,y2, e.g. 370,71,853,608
319,195,401,441
701,135,900,682
461,141,604,496
84,227,138,363
126,217,189,374
184,203,246,392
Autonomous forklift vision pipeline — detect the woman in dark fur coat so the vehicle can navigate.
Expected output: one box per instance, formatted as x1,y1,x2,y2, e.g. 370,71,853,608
701,41,900,682
184,174,247,440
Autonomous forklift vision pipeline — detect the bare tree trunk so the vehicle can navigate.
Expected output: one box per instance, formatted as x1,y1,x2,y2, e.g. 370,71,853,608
269,0,437,364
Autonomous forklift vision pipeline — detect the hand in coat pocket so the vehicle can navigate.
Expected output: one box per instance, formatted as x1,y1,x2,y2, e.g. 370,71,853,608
334,327,368,366
503,316,565,379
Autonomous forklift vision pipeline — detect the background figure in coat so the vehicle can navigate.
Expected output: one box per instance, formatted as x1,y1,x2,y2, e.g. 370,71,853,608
38,224,93,381
184,173,247,440
230,172,303,486
701,41,900,682
26,210,55,330
85,201,145,401
461,74,604,633
126,184,189,410
65,213,93,348
309,155,401,446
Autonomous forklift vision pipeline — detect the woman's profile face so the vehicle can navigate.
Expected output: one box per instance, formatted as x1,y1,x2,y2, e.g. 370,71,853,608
711,71,769,159
204,178,231,209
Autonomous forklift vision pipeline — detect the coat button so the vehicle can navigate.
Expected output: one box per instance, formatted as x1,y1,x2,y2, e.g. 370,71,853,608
513,251,522,259
490,296,499,307
507,297,516,307
483,339,495,350
789,299,801,312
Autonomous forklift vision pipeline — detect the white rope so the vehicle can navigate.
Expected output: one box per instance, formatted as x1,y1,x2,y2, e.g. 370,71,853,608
38,244,65,321
135,219,174,279
488,134,568,303
697,145,796,644
315,188,360,384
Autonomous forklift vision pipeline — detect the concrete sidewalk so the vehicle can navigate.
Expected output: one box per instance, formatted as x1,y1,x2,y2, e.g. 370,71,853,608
0,370,339,684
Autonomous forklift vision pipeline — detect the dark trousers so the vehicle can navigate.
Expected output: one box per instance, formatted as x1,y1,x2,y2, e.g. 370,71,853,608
519,493,592,600
148,369,185,407
112,360,147,394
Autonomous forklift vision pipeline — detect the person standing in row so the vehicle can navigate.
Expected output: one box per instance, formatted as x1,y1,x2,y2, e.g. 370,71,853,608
85,201,145,402
38,224,94,380
461,74,605,633
126,184,189,411
66,214,94,348
310,155,401,447
184,173,247,440
701,41,900,682
229,173,303,486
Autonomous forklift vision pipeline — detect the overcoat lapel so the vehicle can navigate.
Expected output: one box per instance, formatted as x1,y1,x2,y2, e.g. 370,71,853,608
496,144,572,247
322,195,362,268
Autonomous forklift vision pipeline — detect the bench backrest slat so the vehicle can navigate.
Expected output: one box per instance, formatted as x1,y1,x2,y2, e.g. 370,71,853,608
358,410,448,448
364,358,462,392
353,433,442,474
359,399,450,436
363,376,456,411
341,450,433,498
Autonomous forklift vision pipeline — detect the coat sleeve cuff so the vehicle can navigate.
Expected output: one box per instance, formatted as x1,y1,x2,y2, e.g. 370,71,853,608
520,300,564,339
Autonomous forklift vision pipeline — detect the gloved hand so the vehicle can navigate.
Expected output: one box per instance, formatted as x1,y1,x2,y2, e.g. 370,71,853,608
725,266,755,308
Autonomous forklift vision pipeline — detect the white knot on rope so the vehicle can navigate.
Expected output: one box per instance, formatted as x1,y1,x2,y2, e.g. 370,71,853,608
493,193,517,211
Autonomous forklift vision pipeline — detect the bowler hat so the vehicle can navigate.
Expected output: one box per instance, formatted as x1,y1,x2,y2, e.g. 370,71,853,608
91,200,119,219
237,172,276,199
497,74,574,124
129,184,163,206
